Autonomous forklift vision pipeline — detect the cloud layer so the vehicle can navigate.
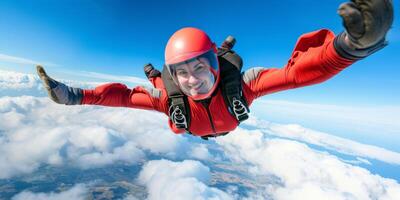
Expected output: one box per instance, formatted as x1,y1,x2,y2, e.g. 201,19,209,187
11,184,88,200
0,69,103,97
243,117,400,165
252,99,400,136
0,95,199,178
217,128,400,199
1,69,400,199
138,160,232,200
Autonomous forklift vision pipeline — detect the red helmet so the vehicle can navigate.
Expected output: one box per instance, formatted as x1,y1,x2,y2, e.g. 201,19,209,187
165,27,220,100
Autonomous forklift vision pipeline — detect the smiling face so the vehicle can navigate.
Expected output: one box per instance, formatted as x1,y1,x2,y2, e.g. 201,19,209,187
166,49,220,100
174,56,215,97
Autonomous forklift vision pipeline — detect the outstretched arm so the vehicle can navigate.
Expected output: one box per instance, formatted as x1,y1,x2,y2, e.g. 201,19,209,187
37,65,83,105
37,65,167,112
243,29,354,102
243,0,393,103
81,82,165,111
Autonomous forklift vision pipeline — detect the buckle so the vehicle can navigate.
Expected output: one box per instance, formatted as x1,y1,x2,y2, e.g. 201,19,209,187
232,97,249,121
170,105,188,129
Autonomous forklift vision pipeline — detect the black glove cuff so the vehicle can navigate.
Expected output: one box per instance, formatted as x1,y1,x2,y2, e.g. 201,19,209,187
333,32,387,60
67,87,83,105
52,82,83,105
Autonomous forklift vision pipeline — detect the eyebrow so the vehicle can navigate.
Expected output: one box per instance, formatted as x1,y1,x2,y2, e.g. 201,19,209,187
175,60,203,71
194,62,203,68
175,65,187,70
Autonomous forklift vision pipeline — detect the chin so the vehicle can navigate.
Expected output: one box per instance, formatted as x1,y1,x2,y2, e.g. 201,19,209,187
190,91,200,96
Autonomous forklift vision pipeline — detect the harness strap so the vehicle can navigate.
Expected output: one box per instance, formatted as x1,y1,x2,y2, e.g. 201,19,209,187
161,66,190,129
218,48,250,122
169,96,189,129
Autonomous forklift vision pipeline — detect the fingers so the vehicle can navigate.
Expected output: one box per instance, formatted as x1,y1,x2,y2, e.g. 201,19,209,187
36,65,52,85
338,2,358,17
36,65,47,78
36,65,51,86
338,2,365,39
36,65,53,88
36,65,60,88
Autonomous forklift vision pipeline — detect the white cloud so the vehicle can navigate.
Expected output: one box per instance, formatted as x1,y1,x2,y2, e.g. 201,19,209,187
0,95,193,178
0,69,103,97
0,92,210,178
189,144,212,160
0,98,214,179
73,141,145,169
11,184,88,200
252,99,400,135
124,195,139,200
137,159,233,200
216,128,400,200
0,70,41,90
243,116,400,165
0,53,58,67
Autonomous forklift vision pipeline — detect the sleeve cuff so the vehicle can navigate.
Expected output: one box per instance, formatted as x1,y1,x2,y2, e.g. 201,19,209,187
333,32,387,60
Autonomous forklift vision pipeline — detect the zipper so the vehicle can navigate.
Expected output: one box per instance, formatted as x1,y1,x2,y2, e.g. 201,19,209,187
201,100,216,134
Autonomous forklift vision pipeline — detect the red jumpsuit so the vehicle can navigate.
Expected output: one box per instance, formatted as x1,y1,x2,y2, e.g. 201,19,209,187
81,29,355,137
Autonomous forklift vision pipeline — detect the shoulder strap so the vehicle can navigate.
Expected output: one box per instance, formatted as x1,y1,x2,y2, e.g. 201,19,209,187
161,66,190,129
218,46,250,122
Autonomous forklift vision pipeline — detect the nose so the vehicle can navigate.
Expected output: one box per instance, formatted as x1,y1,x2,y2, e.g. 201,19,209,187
188,74,201,86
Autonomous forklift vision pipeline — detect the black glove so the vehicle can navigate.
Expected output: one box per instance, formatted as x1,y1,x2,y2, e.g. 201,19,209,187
334,0,394,59
36,65,83,105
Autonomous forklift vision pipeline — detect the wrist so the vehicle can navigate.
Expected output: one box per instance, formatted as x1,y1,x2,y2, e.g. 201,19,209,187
334,32,387,60
67,87,83,105
51,82,83,105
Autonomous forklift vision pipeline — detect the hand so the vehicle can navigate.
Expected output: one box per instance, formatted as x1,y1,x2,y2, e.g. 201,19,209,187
36,65,83,105
338,0,393,49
